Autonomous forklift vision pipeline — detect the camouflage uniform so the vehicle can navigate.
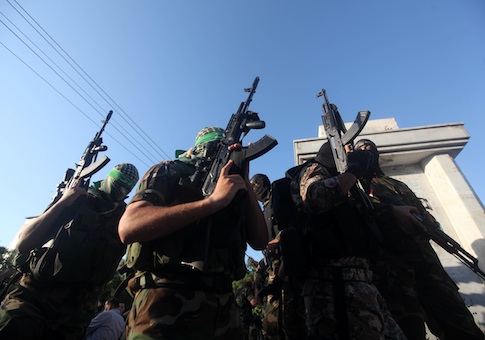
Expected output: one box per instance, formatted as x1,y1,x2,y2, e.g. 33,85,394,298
125,159,249,339
260,257,284,340
251,173,306,340
128,276,241,339
288,161,406,339
235,284,256,340
280,279,307,340
0,275,101,339
370,174,485,339
251,174,284,339
0,192,127,339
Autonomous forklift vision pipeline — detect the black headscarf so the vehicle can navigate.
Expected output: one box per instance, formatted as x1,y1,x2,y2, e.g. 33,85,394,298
314,142,338,176
354,139,384,176
250,173,271,203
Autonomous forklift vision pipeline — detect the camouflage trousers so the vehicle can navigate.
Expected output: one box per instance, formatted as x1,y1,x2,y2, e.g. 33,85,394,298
126,285,243,339
371,258,427,339
0,275,100,339
302,262,406,340
281,281,307,340
412,243,485,340
262,293,284,339
261,285,306,339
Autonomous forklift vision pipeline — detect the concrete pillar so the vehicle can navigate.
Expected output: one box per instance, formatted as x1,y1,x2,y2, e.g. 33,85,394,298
423,154,485,263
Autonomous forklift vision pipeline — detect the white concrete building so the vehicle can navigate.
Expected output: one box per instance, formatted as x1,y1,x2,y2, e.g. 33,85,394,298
293,118,485,334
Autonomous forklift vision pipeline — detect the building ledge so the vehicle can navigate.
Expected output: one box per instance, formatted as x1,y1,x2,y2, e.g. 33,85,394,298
294,119,469,167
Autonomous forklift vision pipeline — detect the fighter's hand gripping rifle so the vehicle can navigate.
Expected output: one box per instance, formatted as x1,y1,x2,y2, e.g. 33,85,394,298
317,89,382,240
201,77,278,197
45,111,113,210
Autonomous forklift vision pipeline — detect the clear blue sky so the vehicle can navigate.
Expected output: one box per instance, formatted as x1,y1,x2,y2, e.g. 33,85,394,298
1,1,484,262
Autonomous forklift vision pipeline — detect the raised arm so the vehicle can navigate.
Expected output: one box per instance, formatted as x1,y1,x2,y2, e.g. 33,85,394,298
118,160,248,244
17,185,87,253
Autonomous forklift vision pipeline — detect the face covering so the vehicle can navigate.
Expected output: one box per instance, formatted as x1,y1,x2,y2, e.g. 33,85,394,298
178,127,224,165
250,174,271,203
95,163,139,202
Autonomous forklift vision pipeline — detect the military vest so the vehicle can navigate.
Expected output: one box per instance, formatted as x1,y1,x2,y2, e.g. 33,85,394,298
28,195,126,285
125,160,247,280
283,161,376,267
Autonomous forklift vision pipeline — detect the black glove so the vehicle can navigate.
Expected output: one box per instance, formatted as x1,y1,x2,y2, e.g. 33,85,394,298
347,150,375,180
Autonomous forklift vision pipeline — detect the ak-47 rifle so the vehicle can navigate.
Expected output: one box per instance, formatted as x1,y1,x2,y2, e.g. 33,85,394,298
45,111,113,210
200,77,278,196
412,213,485,281
184,77,277,273
317,89,382,240
317,89,369,174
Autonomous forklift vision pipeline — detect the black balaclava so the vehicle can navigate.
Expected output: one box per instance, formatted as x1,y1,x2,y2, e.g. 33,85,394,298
354,139,384,176
250,173,271,203
314,142,338,176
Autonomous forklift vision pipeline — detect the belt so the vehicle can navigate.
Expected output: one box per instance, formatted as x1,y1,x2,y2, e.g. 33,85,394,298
137,270,233,294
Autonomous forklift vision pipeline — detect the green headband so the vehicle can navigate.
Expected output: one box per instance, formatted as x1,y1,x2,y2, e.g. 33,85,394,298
195,131,223,146
107,168,137,188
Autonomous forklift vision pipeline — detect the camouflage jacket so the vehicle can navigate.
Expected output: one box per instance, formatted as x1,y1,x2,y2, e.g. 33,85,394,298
126,160,247,279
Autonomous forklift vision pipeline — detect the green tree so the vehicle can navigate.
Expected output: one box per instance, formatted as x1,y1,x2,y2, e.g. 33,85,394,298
233,257,263,325
0,247,18,299
0,246,15,272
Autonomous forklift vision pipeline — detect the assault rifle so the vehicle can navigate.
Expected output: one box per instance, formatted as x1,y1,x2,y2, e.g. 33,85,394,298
317,89,370,173
185,77,277,273
46,111,112,210
412,213,485,281
317,89,382,240
201,77,278,196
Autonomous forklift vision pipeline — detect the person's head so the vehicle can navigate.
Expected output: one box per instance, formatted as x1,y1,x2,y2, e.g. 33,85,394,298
314,142,338,176
104,297,120,311
177,127,224,164
354,139,378,153
98,163,139,202
250,173,271,203
118,302,126,314
354,139,383,175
